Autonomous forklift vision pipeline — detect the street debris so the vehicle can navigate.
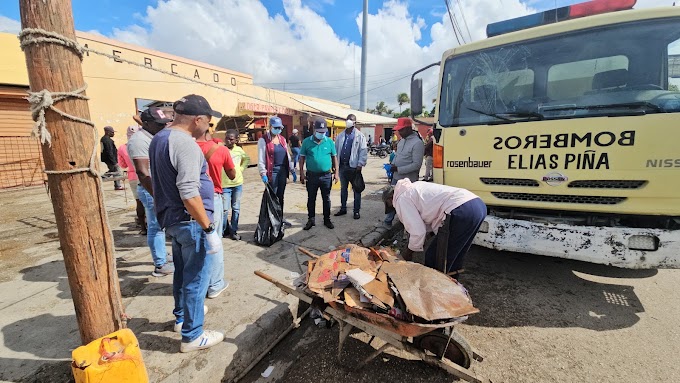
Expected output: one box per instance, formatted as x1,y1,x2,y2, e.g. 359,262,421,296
302,244,478,324
261,365,274,378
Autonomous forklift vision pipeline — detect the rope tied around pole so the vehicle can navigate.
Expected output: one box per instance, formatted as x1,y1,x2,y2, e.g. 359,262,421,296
27,85,94,145
18,28,98,177
19,27,84,59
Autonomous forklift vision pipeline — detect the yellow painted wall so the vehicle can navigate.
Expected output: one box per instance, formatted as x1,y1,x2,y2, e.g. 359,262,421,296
0,31,349,148
0,33,29,86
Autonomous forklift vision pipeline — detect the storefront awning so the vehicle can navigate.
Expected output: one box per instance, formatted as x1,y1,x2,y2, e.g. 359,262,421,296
293,98,398,125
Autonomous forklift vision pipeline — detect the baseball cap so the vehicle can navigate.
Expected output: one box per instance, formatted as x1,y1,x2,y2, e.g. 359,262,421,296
393,117,412,131
173,94,222,118
270,116,283,128
103,126,114,132
313,118,328,133
140,107,173,124
292,128,299,134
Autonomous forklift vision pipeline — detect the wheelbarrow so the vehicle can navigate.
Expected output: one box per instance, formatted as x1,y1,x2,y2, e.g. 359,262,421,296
255,252,488,383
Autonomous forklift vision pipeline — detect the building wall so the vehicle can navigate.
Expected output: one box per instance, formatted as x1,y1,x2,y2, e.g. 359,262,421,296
0,31,350,188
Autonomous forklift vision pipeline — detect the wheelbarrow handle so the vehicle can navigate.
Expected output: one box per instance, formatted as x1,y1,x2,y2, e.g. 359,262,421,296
254,270,313,304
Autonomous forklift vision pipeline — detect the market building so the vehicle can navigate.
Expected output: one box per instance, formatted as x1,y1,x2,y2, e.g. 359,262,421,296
0,31,395,189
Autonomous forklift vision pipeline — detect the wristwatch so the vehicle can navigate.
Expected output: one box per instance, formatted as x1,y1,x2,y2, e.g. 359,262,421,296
203,223,215,234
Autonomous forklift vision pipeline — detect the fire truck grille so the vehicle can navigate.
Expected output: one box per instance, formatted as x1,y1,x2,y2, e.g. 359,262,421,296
567,180,647,189
480,178,540,187
491,192,626,205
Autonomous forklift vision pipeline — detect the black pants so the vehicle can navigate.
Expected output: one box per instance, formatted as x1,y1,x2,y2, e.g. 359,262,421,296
105,162,121,188
425,198,487,273
270,165,287,212
306,172,332,221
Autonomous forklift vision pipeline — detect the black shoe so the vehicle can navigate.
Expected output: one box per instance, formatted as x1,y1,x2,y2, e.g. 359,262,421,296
230,233,241,241
353,212,360,220
303,219,315,230
334,210,347,217
324,220,334,229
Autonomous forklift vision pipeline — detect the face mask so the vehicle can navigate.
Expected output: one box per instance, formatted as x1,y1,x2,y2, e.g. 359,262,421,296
271,128,282,135
346,120,354,129
314,132,326,140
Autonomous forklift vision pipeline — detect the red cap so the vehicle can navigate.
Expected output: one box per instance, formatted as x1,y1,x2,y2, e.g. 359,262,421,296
393,117,412,131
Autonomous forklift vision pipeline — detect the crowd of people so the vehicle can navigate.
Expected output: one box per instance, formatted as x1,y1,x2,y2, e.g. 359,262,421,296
103,93,486,353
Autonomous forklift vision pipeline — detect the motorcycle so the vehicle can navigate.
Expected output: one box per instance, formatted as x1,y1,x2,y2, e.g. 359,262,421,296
369,143,392,159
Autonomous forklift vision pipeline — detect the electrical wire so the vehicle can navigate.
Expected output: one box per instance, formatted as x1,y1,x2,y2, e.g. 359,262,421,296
455,0,473,42
444,0,463,45
254,71,409,85
332,73,412,102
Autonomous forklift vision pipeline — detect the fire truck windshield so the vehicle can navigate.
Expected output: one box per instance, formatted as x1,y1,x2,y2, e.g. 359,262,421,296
439,18,680,127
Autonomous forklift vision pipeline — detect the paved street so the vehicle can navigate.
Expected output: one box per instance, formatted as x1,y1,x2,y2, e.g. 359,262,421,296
1,157,679,383
241,216,680,382
0,157,394,383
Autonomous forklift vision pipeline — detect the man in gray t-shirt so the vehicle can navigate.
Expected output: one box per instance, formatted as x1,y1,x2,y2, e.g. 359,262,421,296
149,94,225,353
128,107,173,277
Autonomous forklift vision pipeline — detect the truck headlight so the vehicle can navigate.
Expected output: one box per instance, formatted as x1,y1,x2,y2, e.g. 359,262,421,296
478,221,489,233
628,235,659,251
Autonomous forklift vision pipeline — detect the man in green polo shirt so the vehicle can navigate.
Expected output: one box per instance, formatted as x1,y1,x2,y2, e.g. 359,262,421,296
299,118,338,230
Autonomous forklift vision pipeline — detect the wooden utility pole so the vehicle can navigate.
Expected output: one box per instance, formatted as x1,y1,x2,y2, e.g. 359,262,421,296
19,0,124,344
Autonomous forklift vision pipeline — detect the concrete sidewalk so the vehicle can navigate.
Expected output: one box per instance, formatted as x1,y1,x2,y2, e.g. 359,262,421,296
0,158,396,382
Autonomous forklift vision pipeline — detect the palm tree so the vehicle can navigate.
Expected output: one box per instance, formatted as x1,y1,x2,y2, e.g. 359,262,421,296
375,101,390,115
397,93,410,112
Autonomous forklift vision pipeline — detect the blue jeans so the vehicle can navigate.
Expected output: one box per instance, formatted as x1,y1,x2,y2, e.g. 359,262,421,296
306,172,332,220
222,185,243,235
291,148,301,182
339,165,361,213
166,221,210,342
137,185,168,267
207,194,226,295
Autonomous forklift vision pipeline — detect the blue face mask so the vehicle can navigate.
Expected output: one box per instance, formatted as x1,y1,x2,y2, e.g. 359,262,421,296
271,128,282,135
314,132,326,140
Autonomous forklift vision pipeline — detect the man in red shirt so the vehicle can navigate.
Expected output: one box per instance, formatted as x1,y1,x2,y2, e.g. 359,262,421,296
196,131,236,299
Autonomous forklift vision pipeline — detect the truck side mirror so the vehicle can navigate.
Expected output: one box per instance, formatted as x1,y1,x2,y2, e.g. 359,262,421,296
410,78,423,119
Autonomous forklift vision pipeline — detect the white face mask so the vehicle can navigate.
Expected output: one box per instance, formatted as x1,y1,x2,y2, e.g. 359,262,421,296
346,120,355,128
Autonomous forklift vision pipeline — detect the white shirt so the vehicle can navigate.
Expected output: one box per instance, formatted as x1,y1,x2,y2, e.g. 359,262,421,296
393,178,478,251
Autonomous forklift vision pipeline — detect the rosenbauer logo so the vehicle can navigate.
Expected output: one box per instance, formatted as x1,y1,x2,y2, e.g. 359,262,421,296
542,172,568,186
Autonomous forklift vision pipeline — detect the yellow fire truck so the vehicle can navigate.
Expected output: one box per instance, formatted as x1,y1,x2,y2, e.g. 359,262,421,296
411,0,680,268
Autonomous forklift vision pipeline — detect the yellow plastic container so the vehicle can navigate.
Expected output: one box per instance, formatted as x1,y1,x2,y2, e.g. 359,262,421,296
71,328,149,383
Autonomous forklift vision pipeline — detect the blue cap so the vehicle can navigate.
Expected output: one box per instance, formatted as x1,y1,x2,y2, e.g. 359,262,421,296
269,116,283,128
313,118,327,133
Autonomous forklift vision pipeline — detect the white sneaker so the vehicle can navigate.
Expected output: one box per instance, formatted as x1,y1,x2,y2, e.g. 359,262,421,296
174,305,208,333
180,330,224,353
207,281,230,299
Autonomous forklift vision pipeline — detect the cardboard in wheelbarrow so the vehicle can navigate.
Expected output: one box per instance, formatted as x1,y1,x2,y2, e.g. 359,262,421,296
381,262,478,321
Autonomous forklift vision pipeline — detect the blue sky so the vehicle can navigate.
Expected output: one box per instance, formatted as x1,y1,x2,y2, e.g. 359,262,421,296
1,0,668,109
0,0,585,47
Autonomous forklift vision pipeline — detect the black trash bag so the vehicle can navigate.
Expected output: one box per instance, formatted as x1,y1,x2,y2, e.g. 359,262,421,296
351,170,366,193
254,183,284,246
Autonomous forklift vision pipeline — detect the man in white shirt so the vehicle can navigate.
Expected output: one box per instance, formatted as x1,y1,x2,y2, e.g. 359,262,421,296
383,178,487,276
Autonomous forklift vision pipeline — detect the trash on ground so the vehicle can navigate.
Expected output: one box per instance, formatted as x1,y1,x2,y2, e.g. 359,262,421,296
261,365,275,378
301,244,478,324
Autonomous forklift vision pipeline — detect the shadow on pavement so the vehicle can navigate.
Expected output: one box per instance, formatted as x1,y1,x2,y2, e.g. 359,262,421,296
0,313,78,382
462,246,654,331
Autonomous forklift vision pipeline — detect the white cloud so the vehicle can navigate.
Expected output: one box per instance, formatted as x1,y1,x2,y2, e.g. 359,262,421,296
107,0,536,111
0,15,21,34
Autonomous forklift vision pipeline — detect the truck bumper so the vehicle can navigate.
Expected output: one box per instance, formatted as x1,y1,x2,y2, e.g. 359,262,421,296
473,215,680,269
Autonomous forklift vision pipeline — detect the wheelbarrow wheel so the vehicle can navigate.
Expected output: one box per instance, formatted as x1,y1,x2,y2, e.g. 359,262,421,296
413,330,473,368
